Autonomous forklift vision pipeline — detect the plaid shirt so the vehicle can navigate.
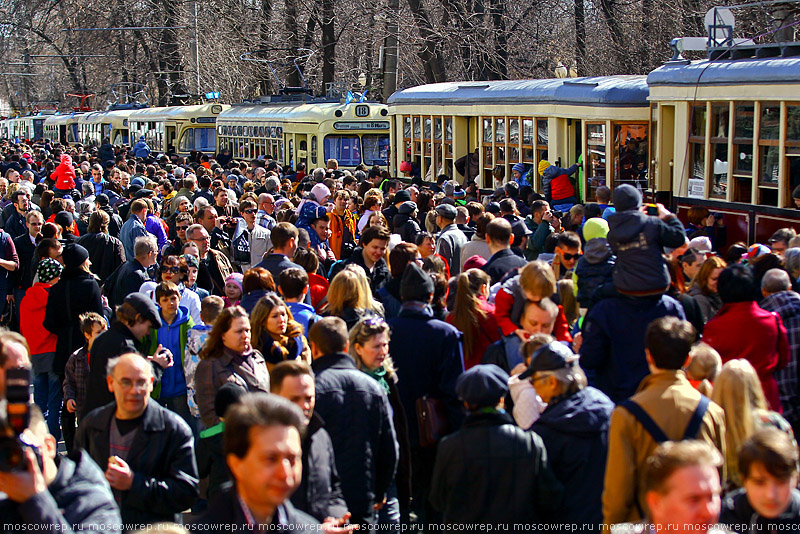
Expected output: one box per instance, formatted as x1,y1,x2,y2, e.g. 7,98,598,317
761,290,800,425
63,345,89,413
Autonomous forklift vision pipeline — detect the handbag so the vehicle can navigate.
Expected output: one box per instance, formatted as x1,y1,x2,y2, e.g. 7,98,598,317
416,395,450,448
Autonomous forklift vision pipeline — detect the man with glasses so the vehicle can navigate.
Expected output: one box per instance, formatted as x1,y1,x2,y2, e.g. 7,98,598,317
75,352,199,527
233,199,271,271
256,193,277,231
186,223,232,296
162,212,193,258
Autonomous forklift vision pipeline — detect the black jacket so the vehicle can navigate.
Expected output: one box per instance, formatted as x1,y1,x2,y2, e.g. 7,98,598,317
311,353,399,524
530,387,614,526
720,488,800,528
482,248,527,286
81,321,146,419
77,232,126,283
0,450,122,533
392,213,422,244
430,410,563,524
291,412,348,521
104,259,149,309
328,247,391,298
191,486,317,530
75,401,199,526
43,268,104,373
100,206,123,240
255,253,303,282
11,232,36,291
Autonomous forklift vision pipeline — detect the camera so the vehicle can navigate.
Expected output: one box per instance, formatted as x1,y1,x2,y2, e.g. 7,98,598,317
713,212,724,221
551,210,563,219
0,367,39,472
646,204,659,216
222,216,237,228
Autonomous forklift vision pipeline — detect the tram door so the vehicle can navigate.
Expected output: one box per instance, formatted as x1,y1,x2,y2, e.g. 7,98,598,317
166,126,177,153
296,134,308,171
571,121,583,201
788,155,800,208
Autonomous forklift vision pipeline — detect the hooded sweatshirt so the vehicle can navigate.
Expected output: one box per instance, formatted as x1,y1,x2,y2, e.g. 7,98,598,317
51,154,76,190
20,282,58,359
150,305,194,399
574,238,615,309
606,184,686,296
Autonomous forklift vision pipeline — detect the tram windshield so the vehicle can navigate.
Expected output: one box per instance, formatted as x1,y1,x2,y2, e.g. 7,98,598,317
362,134,390,166
179,128,216,153
324,135,362,167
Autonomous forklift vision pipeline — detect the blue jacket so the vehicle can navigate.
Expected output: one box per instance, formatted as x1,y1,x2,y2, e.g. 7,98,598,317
388,302,465,447
574,237,616,309
151,305,194,399
580,295,685,403
531,387,614,525
287,301,321,338
132,140,151,158
607,211,686,295
120,214,149,261
311,352,398,524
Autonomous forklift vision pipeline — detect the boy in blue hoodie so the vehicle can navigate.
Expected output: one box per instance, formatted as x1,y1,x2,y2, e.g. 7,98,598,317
279,267,321,340
146,281,195,426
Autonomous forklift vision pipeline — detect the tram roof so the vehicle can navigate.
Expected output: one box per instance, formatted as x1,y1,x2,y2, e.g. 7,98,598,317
218,101,387,122
647,57,800,86
128,104,228,122
386,76,650,107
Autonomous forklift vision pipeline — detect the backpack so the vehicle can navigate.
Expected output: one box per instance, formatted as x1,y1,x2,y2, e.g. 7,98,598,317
231,229,251,265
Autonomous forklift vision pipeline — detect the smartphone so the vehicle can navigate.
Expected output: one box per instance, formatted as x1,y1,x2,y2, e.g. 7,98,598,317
646,204,659,216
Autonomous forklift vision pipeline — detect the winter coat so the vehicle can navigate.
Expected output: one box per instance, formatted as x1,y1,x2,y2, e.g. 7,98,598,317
687,285,722,323
51,154,76,190
20,282,58,357
388,303,465,447
602,371,726,525
291,412,349,522
607,210,687,296
430,410,564,523
132,140,151,159
574,238,616,309
75,401,199,526
719,488,800,528
376,278,402,320
98,142,115,163
541,163,578,203
761,290,800,427
393,213,422,244
482,247,527,286
531,387,614,525
704,301,790,412
311,352,399,524
190,487,317,530
255,253,304,284
240,289,273,315
435,223,469,276
119,214,149,261
104,259,150,309
446,298,501,370
580,295,686,403
11,232,36,291
0,450,122,533
76,231,126,282
460,235,492,270
81,321,146,419
43,268,104,374
231,219,271,270
194,348,270,428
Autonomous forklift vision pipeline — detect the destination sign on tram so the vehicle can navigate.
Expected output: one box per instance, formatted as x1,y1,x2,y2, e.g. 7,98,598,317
333,121,389,131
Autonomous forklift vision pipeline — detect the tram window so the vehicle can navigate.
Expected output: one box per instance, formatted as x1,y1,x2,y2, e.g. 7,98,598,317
760,146,780,185
523,119,534,145
614,124,648,191
413,117,421,139
483,119,492,143
404,117,411,138
311,136,318,164
586,123,606,200
788,105,800,141
324,135,361,167
424,118,431,140
363,135,389,166
495,119,505,144
691,106,706,138
711,104,730,140
434,118,442,140
537,120,548,147
445,118,453,141
509,119,519,145
711,144,729,199
760,104,781,140
690,145,705,182
734,103,755,139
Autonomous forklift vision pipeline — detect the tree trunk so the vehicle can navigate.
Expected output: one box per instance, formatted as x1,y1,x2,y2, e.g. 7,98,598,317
285,0,301,88
574,0,586,76
382,0,399,100
321,0,336,90
489,0,508,79
405,0,447,83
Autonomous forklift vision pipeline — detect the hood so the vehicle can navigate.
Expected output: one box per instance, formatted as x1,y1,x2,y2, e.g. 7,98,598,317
297,200,326,226
612,184,641,211
161,304,191,327
584,237,612,263
761,290,800,317
393,212,412,227
608,209,647,243
60,154,73,166
535,387,614,436
541,165,560,180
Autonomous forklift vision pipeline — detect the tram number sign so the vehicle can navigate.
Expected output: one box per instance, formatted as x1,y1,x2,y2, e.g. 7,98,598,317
196,117,217,124
334,121,390,131
355,105,370,117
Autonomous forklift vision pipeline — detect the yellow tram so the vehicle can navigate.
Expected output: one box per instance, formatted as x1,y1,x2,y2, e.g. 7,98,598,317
77,109,136,147
127,104,229,157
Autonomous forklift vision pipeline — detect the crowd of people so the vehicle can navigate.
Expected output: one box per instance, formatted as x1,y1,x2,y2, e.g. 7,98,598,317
1,136,800,533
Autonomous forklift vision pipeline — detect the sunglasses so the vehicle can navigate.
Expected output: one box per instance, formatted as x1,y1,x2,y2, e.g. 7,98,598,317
363,317,387,329
160,265,181,274
561,253,582,261
176,225,189,231
243,208,258,215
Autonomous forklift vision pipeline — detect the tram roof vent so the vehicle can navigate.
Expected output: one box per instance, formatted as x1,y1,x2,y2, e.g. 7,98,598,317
458,84,489,90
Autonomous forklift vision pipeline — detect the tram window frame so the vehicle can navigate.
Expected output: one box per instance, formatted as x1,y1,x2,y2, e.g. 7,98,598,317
708,103,730,200
612,122,650,194
481,118,494,186
585,122,607,202
757,101,781,207
731,102,755,203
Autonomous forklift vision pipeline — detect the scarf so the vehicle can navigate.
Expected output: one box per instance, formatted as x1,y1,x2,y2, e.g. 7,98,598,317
364,366,391,395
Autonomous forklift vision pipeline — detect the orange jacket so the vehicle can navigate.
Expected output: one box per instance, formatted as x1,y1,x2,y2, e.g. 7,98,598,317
328,209,357,260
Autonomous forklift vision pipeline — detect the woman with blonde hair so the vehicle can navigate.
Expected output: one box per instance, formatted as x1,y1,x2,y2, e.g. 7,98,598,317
688,256,726,323
446,269,500,369
323,265,384,329
349,317,411,526
711,358,793,489
250,293,310,371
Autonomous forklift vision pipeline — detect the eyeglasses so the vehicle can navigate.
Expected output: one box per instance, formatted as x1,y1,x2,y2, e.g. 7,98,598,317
176,225,190,231
561,253,582,261
160,265,181,274
529,374,551,385
243,208,258,215
114,377,150,390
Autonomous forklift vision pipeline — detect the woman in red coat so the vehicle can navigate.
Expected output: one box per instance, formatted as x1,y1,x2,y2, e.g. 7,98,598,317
447,269,501,369
703,264,789,412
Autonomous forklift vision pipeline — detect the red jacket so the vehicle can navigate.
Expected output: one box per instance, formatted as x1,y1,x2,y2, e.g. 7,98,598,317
20,282,58,355
703,301,790,412
309,272,329,312
51,154,76,190
447,297,502,370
